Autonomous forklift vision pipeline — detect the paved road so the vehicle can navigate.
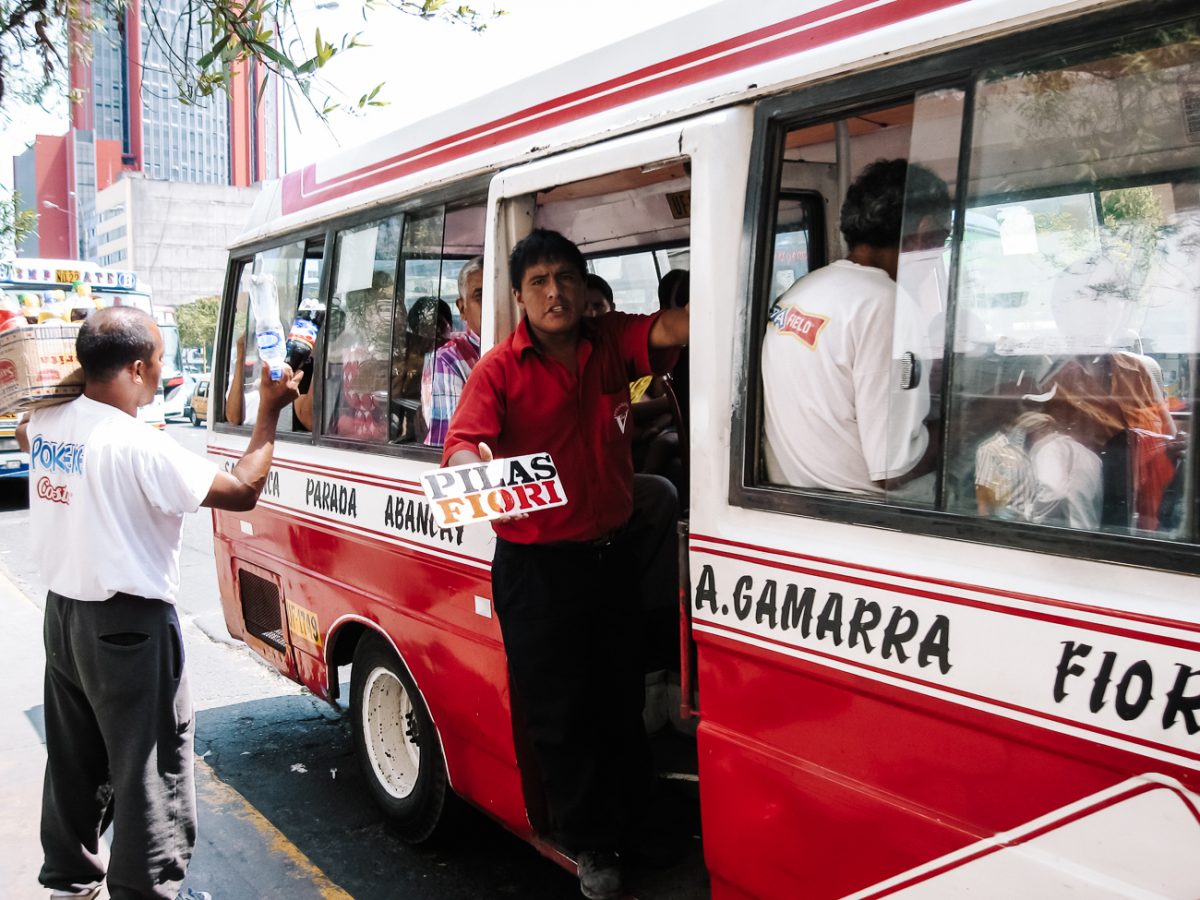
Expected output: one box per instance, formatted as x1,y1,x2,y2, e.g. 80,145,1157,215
1,421,707,899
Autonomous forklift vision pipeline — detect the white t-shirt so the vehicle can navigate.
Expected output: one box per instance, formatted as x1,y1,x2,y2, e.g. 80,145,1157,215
1027,433,1102,530
761,260,930,494
27,395,220,603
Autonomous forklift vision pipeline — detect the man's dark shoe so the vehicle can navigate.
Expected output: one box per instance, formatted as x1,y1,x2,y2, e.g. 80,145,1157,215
576,849,622,900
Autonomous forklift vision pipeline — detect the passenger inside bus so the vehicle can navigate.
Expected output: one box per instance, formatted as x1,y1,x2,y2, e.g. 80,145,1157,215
393,297,453,443
761,158,949,497
422,257,484,446
583,272,615,317
975,410,1103,529
625,270,689,506
323,272,397,441
224,333,315,430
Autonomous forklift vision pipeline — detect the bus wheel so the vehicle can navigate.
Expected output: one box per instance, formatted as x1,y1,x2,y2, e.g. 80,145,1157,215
350,634,448,842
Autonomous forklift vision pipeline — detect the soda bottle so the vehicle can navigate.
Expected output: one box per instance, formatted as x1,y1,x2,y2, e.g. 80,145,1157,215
285,297,325,370
248,274,286,381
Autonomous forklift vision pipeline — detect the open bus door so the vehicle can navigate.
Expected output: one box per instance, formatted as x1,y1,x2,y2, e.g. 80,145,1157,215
486,104,757,878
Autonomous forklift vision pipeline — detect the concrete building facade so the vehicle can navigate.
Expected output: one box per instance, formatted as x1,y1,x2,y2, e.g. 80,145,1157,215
94,176,261,307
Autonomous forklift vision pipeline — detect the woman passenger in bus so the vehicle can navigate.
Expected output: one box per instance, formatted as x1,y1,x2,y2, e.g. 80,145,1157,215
325,277,397,440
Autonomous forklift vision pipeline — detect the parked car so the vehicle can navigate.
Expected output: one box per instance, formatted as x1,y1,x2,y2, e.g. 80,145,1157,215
163,373,196,422
189,374,211,427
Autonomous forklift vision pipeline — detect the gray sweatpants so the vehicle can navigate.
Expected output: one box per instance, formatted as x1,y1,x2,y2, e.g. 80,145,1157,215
39,591,196,900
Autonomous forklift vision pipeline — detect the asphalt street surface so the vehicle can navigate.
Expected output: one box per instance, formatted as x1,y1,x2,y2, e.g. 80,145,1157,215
1,421,707,900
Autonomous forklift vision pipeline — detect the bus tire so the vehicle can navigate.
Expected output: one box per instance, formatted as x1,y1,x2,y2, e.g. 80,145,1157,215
350,633,448,842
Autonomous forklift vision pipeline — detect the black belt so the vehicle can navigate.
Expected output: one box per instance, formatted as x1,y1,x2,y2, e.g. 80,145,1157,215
501,528,624,552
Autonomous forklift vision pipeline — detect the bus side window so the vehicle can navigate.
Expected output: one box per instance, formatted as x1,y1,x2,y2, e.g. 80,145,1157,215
750,24,1200,551
224,240,305,427
392,201,485,447
322,215,403,444
945,28,1199,539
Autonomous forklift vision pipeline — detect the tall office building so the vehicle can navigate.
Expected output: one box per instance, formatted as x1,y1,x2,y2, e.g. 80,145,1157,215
14,0,276,304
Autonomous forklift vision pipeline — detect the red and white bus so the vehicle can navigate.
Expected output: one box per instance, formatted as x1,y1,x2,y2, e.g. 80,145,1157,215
209,1,1200,896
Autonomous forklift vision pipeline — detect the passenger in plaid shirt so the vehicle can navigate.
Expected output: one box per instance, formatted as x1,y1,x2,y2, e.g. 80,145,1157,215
424,256,484,446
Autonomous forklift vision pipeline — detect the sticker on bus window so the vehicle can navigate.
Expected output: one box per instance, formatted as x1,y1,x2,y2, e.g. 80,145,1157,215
421,452,568,528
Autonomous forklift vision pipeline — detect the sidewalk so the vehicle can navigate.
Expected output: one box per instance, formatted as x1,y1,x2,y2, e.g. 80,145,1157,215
0,571,350,900
0,573,50,896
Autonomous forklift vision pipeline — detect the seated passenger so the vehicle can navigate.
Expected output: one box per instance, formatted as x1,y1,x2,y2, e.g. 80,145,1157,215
583,272,614,317
225,332,314,429
326,279,396,440
396,297,452,443
1038,350,1180,530
975,410,1102,529
423,258,483,446
1019,411,1103,530
761,159,949,495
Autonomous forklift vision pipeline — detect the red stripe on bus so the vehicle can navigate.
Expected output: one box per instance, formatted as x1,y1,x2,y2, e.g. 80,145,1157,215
281,0,968,213
696,621,1200,764
692,545,1200,653
691,532,1200,635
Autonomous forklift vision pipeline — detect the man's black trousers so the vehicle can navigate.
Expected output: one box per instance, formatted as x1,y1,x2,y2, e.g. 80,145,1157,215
40,591,196,900
492,534,652,853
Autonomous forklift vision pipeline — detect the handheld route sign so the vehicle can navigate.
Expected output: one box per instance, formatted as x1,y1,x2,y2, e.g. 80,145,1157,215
420,451,568,528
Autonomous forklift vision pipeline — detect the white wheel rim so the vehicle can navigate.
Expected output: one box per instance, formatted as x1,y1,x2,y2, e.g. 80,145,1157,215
361,665,421,799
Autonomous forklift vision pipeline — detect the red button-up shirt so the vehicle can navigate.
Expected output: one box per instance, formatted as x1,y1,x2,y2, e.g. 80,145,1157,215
442,312,677,544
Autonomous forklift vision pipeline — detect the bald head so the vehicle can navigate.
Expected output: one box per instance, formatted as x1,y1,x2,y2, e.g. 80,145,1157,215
77,306,160,383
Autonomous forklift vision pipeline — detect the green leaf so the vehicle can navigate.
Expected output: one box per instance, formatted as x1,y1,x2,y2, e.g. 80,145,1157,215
257,41,299,74
196,33,232,70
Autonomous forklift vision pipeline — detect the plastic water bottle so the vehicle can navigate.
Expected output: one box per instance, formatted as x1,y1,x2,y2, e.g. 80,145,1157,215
248,274,286,381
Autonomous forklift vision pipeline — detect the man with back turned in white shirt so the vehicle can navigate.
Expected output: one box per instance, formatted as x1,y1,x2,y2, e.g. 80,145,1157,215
761,158,950,496
17,306,300,900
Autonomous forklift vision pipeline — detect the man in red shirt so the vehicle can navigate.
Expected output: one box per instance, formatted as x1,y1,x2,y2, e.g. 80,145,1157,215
443,229,688,900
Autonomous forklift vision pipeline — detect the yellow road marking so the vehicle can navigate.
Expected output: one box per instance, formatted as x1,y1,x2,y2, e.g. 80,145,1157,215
194,759,352,899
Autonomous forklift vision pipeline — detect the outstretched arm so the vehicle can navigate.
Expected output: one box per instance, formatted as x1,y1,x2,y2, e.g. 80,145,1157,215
648,307,689,349
203,366,302,511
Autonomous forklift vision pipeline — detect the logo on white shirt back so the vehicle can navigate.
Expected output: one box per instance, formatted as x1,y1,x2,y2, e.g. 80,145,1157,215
36,477,70,505
29,434,86,475
768,303,830,350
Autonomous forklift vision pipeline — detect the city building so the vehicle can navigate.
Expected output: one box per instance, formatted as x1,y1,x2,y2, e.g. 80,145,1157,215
13,0,277,303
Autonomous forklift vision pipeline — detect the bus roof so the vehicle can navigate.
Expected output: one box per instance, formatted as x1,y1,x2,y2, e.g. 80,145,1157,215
237,0,1086,248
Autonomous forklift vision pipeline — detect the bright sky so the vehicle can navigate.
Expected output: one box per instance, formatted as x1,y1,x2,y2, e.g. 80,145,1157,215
0,0,718,190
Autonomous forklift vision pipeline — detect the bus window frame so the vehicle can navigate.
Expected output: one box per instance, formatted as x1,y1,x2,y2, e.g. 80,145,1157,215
213,223,330,443
585,238,690,312
728,0,1200,576
214,176,490,463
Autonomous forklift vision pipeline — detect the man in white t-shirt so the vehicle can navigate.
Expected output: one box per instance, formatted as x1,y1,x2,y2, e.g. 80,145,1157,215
17,306,300,900
762,159,950,496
